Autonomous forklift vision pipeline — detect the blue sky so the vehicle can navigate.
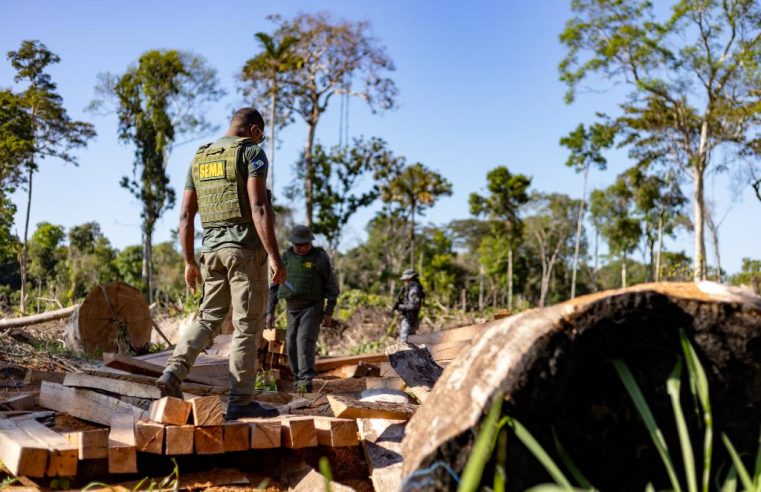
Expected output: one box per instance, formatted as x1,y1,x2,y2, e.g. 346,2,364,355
1,0,758,274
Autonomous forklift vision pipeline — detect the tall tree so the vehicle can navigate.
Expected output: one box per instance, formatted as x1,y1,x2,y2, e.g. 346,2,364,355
7,40,95,312
92,49,224,303
469,166,532,309
244,13,398,226
381,163,452,269
241,28,299,190
289,136,402,251
524,193,581,307
560,122,615,298
560,0,761,281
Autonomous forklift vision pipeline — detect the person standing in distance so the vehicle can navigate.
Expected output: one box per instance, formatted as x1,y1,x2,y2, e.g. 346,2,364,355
266,225,339,393
393,269,425,343
156,107,286,419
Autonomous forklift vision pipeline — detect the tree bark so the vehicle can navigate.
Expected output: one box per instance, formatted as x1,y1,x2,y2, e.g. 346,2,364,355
621,255,627,288
655,214,664,282
19,164,34,313
304,119,317,228
570,167,588,299
693,122,709,281
409,200,416,270
142,229,153,305
507,248,513,311
478,264,485,312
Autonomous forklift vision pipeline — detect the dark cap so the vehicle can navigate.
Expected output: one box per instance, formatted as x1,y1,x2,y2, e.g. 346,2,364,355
289,225,315,244
401,269,419,280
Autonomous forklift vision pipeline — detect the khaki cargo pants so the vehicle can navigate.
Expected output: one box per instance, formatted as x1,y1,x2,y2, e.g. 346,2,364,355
166,247,268,406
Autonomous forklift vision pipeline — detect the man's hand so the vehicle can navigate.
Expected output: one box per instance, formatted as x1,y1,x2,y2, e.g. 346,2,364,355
265,313,275,329
321,314,332,327
270,256,286,285
185,262,202,293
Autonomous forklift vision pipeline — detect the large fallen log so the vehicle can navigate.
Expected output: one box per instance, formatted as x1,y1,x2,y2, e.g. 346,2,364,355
0,305,78,331
64,282,152,355
385,343,443,403
400,282,761,491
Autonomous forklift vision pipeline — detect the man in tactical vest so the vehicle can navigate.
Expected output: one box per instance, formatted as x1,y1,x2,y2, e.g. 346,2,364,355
266,225,339,393
393,269,425,343
156,107,286,419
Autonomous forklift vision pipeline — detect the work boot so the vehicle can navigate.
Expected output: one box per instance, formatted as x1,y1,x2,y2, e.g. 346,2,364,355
294,381,313,394
226,401,279,420
155,371,183,399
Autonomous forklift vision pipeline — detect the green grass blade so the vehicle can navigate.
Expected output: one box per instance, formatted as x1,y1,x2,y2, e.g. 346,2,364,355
644,483,656,492
494,427,507,492
667,357,697,492
753,427,761,492
552,429,593,488
458,392,505,492
613,359,682,492
506,416,573,489
681,329,713,492
319,456,334,492
722,433,754,491
720,466,737,492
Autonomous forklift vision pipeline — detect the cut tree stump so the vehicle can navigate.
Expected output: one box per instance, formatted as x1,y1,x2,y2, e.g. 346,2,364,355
108,408,137,474
401,282,761,491
385,343,443,403
328,395,416,420
64,282,152,356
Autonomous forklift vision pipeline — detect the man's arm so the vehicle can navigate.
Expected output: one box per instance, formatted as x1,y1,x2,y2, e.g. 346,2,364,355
179,189,202,292
247,176,286,284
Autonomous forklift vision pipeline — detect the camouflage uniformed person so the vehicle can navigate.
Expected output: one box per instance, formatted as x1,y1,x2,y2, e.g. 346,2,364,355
156,108,286,419
266,225,339,393
393,269,425,343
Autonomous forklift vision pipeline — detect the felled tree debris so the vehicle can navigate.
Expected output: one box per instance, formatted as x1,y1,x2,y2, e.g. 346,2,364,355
401,282,761,491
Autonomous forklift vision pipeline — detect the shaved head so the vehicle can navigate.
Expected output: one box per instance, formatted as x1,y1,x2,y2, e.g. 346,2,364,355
230,107,264,130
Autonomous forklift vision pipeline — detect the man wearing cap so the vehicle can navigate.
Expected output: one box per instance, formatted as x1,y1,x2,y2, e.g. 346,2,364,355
266,225,340,392
156,107,286,419
393,269,425,343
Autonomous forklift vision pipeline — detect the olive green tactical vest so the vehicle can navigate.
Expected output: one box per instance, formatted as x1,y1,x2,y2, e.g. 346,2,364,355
278,248,325,302
191,137,253,228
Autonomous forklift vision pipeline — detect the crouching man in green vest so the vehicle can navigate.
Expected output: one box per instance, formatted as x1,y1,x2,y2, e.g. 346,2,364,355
156,107,286,419
266,225,339,393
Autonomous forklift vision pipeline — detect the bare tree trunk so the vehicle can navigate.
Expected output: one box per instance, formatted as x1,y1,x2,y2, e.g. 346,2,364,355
706,204,723,283
693,123,709,281
142,229,153,304
507,248,513,311
478,264,485,312
304,118,317,228
621,255,627,288
409,200,416,270
655,214,664,282
19,164,34,313
570,167,588,299
460,288,466,312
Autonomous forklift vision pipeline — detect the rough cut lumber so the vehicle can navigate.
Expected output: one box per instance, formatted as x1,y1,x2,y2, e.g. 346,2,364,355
315,353,388,372
64,282,152,355
39,381,144,426
280,416,318,449
425,340,471,364
164,425,194,455
407,322,484,346
63,429,109,460
320,363,368,379
24,369,65,385
328,395,416,421
0,419,48,478
268,340,286,354
0,305,78,330
358,418,406,492
135,420,164,454
386,343,443,403
190,395,223,426
18,419,77,477
314,417,359,447
83,369,228,396
222,422,250,452
64,373,162,400
103,352,221,386
366,377,405,391
149,397,191,425
194,426,224,454
378,362,397,378
1,393,36,411
239,418,281,449
262,328,285,342
109,408,137,474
